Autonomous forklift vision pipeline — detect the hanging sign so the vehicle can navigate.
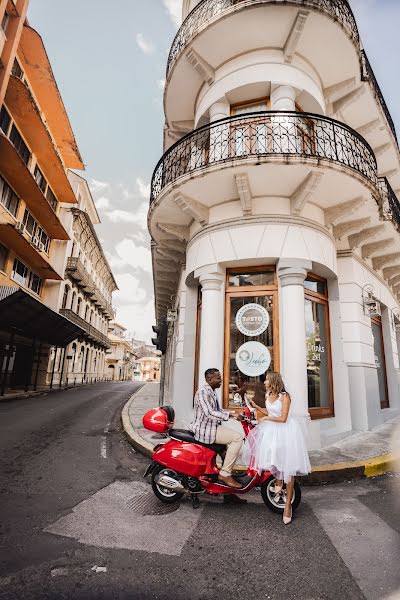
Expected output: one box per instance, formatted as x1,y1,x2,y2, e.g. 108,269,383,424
235,341,271,377
235,303,270,337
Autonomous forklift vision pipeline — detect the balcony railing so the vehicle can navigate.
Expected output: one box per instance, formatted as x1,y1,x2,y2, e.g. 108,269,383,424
361,51,398,145
65,257,95,296
59,308,111,349
93,288,114,319
166,0,359,78
377,178,400,232
150,111,377,203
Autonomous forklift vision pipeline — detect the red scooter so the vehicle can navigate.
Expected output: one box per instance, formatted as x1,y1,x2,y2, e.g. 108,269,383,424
142,403,301,513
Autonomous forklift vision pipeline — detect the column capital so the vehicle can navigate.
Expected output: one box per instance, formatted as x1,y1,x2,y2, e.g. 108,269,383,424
195,265,225,292
277,259,312,287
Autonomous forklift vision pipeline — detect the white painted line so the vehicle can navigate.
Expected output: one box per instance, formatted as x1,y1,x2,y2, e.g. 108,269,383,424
100,437,107,459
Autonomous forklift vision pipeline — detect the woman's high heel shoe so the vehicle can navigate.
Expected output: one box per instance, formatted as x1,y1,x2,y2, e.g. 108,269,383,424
283,506,292,525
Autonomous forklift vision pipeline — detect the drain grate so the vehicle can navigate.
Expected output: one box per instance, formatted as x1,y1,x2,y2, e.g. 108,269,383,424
126,492,180,516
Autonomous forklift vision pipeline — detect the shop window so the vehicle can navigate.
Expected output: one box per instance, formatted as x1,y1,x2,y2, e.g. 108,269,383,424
304,274,334,418
0,175,19,217
0,242,8,272
224,267,278,409
371,316,389,409
9,125,31,166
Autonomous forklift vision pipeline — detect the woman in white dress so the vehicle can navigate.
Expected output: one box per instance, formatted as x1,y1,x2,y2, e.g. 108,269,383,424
242,371,311,524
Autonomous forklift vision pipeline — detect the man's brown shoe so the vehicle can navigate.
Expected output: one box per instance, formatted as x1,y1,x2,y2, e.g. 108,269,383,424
218,474,242,489
223,494,247,504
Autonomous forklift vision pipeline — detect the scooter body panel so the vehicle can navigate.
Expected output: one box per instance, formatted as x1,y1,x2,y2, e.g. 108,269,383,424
152,439,218,478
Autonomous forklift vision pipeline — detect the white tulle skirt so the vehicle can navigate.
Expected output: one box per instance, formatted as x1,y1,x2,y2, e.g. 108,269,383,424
242,418,311,483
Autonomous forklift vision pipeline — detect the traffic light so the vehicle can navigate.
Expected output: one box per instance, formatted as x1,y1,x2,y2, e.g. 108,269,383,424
151,319,168,354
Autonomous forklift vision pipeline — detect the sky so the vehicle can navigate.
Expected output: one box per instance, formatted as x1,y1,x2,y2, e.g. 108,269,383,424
26,0,400,342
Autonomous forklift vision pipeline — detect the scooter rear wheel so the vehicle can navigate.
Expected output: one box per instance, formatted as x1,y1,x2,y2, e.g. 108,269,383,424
151,466,184,504
261,475,301,514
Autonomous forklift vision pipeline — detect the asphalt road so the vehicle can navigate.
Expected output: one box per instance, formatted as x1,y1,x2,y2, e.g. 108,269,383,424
0,382,399,600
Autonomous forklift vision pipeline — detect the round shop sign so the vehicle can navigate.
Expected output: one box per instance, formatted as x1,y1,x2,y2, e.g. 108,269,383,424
235,341,271,377
235,303,270,337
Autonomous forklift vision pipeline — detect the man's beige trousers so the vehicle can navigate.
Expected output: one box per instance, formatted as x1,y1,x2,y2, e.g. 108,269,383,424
215,426,244,476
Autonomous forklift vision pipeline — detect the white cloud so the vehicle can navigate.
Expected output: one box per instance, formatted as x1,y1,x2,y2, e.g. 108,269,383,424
115,300,155,344
105,202,147,228
89,178,110,193
136,32,156,55
136,177,150,199
163,0,181,27
115,239,152,273
157,78,166,91
95,196,111,210
113,273,146,305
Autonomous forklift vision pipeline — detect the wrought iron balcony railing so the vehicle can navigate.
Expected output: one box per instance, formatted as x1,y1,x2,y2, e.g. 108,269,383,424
166,0,359,79
150,111,377,203
377,178,400,232
361,51,398,144
93,288,114,320
59,308,111,349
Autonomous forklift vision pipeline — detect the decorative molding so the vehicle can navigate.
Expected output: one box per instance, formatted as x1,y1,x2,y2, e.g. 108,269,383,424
157,222,189,242
173,193,209,226
153,258,177,270
185,47,214,85
324,196,366,227
291,170,323,215
389,275,400,287
332,218,371,240
332,86,365,115
357,119,381,137
362,238,395,260
373,143,391,158
283,10,309,63
235,173,253,216
171,120,194,133
325,77,357,103
348,225,385,249
372,253,400,271
382,266,400,280
156,247,185,262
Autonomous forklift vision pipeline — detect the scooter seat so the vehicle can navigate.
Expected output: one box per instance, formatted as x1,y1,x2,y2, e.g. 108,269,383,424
169,429,226,455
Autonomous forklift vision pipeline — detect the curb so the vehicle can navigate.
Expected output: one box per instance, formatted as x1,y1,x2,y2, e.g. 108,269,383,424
0,380,116,403
121,395,398,484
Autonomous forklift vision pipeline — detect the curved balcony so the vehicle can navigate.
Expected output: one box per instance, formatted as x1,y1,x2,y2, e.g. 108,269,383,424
59,308,111,349
166,0,359,80
150,111,377,204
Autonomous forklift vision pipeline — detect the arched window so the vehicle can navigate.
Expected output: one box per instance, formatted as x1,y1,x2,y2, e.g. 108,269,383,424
70,291,76,311
62,284,70,309
84,304,89,321
76,297,82,316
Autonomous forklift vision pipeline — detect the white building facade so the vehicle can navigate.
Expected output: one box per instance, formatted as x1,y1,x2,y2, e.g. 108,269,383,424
149,0,400,447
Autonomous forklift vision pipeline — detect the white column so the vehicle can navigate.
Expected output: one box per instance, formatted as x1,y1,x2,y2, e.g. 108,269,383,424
270,85,297,111
208,98,230,162
195,265,225,386
278,259,320,449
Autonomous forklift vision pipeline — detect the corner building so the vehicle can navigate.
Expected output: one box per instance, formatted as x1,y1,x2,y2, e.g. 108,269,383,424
149,0,400,448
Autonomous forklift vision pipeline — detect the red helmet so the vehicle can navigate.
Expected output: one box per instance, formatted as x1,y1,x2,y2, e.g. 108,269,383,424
142,406,175,433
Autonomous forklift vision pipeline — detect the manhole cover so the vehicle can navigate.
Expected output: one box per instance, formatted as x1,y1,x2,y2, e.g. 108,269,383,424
126,492,180,515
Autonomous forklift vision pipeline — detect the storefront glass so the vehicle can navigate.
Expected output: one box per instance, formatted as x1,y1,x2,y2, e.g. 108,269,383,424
304,275,333,418
371,317,389,409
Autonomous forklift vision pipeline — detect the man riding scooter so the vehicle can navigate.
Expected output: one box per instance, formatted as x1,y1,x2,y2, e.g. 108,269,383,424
190,368,245,500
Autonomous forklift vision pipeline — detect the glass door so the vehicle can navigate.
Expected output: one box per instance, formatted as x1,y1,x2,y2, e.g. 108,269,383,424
223,267,278,409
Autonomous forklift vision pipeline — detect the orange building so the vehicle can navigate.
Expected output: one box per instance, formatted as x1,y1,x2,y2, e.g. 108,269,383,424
0,1,88,395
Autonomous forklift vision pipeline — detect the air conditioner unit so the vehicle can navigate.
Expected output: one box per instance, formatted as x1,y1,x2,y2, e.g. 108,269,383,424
31,237,40,249
15,221,25,233
39,242,46,253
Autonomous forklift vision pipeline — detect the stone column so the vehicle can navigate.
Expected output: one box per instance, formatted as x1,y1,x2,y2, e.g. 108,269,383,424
270,85,297,111
195,265,225,386
208,98,230,162
277,259,320,448
271,85,297,153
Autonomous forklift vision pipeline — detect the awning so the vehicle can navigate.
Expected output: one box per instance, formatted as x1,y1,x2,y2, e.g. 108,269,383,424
5,75,78,204
0,133,70,240
0,224,63,280
18,25,85,170
0,286,85,346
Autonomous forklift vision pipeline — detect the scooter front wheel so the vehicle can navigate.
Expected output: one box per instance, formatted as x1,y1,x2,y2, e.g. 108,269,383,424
151,466,185,504
261,475,301,514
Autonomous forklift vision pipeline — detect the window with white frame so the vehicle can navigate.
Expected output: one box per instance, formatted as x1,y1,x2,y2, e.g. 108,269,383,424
0,175,19,217
22,209,50,253
11,258,42,294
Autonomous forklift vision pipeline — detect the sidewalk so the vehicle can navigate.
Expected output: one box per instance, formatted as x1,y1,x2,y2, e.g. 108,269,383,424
121,383,400,484
0,379,114,402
